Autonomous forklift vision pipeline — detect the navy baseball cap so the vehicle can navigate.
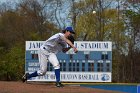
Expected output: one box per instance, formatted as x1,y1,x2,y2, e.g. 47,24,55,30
65,26,75,34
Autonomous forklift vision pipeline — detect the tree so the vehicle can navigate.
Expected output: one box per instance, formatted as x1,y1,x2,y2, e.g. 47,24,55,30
17,0,59,40
0,43,25,80
123,0,140,82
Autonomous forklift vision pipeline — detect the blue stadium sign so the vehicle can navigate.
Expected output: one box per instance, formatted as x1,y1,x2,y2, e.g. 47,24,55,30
25,41,112,82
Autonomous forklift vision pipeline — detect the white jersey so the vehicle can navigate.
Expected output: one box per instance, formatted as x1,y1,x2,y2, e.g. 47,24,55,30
41,33,67,54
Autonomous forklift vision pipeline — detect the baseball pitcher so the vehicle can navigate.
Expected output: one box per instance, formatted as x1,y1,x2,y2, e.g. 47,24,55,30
22,26,78,87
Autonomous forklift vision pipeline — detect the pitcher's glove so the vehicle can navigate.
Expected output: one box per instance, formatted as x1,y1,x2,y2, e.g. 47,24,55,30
68,35,75,44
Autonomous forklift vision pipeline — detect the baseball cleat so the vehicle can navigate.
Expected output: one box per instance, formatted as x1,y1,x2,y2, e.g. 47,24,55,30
55,82,64,87
22,73,29,83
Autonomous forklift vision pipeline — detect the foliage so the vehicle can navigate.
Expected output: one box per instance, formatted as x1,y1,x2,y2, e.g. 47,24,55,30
0,43,25,80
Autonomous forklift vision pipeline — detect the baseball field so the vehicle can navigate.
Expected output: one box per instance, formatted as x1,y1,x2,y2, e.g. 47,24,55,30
0,81,126,93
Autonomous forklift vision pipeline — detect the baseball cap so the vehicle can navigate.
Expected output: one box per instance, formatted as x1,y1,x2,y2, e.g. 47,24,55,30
65,26,75,34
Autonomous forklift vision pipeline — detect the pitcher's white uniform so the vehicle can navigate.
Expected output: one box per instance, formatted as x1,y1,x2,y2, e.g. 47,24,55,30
37,33,67,75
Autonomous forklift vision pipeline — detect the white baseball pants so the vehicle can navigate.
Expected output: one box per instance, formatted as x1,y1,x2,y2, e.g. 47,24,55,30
37,48,60,76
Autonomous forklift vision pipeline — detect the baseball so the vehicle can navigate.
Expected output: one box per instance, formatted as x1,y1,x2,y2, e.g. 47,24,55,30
92,11,96,14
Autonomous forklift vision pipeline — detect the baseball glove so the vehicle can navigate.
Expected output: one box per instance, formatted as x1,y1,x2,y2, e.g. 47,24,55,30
68,35,75,44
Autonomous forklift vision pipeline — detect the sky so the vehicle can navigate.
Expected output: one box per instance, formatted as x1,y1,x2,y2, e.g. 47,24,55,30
0,0,17,2
0,0,18,4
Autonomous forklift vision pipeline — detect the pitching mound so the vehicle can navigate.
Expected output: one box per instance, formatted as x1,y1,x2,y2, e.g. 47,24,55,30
0,81,125,93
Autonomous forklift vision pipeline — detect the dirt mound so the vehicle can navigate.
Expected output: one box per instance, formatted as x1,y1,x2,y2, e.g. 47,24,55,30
0,81,125,93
